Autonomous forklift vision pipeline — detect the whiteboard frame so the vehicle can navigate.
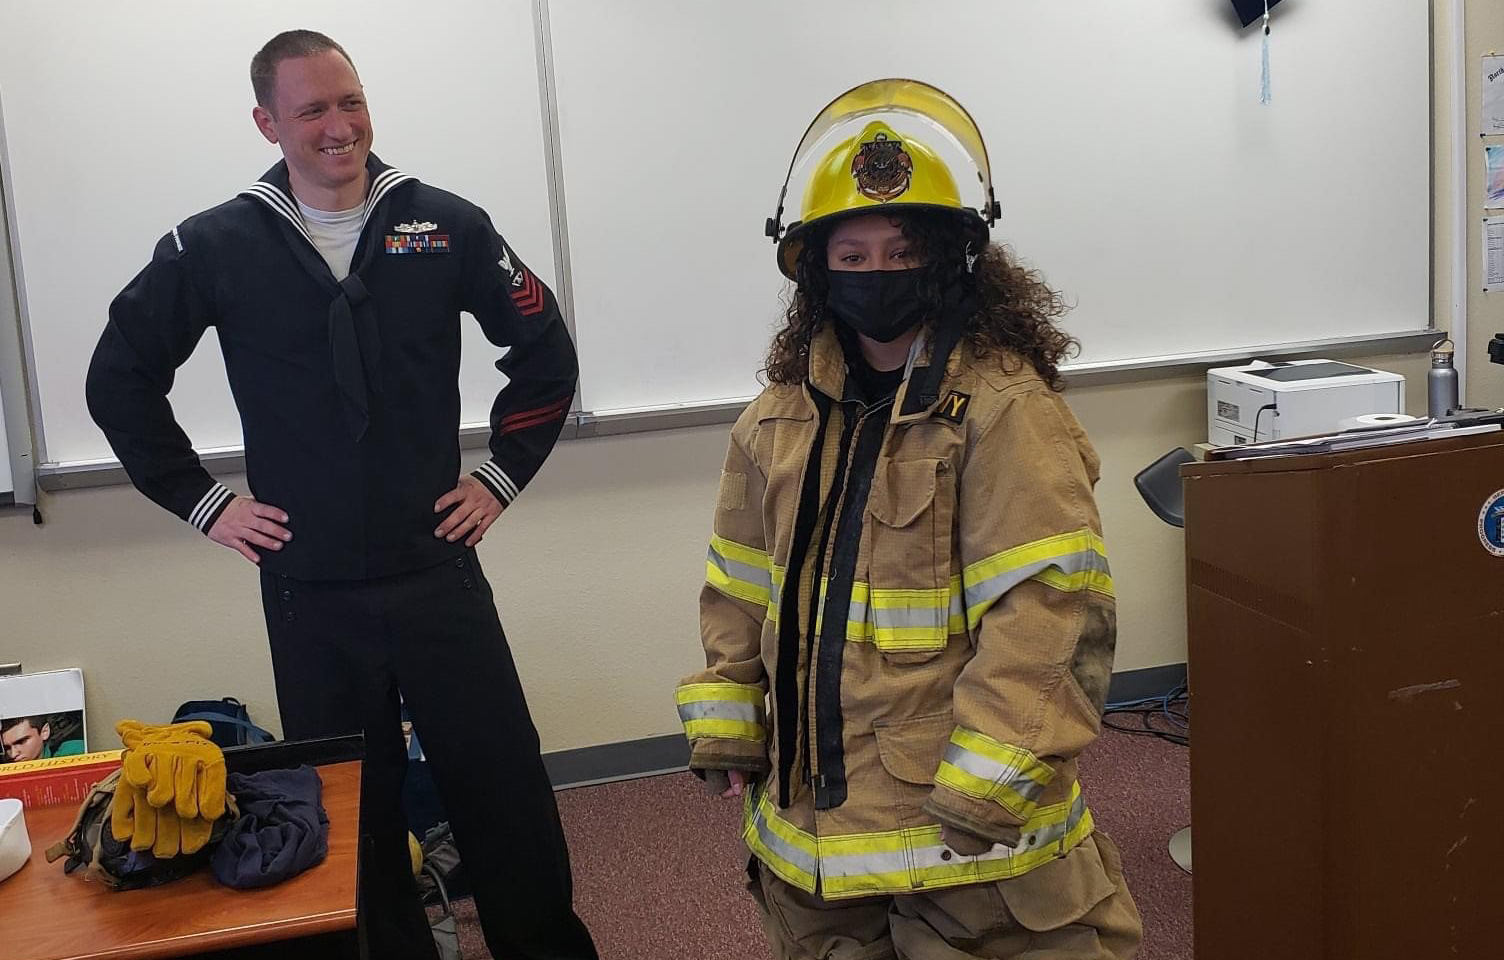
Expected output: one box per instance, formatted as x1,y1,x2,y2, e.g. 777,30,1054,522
0,93,38,505
1446,0,1469,398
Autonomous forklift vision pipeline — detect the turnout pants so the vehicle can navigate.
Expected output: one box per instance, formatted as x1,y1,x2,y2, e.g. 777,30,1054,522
261,549,598,960
749,832,1141,960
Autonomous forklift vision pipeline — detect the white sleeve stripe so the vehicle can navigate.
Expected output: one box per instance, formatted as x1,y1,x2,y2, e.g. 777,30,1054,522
190,484,235,531
474,461,519,502
474,461,516,501
171,225,184,253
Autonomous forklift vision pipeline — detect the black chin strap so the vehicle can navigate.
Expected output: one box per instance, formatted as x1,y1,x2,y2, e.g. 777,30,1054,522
900,279,976,416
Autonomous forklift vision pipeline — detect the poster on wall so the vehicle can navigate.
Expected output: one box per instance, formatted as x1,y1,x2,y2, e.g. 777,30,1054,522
1488,145,1504,210
1486,217,1504,293
1486,56,1504,134
0,669,87,764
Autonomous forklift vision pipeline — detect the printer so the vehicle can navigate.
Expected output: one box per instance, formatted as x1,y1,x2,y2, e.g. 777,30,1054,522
1207,359,1405,446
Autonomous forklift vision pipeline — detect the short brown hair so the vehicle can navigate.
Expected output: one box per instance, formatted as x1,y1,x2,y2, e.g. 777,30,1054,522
250,30,358,111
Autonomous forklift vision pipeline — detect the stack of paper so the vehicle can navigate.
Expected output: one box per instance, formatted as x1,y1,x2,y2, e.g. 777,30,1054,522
1211,420,1501,461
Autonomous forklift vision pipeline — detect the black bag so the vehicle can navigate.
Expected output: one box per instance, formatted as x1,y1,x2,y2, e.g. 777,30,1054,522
414,821,470,904
44,769,238,891
172,698,274,748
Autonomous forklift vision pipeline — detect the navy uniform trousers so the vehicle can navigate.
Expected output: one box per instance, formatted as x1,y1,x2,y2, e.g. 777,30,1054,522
260,548,597,960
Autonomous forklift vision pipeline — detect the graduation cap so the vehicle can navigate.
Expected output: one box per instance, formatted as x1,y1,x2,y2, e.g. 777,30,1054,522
1231,0,1284,29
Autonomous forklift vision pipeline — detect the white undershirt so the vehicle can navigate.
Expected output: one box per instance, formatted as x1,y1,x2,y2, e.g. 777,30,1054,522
297,199,364,281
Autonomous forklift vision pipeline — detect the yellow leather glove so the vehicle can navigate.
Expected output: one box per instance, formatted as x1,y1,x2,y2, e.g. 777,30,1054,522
151,803,183,859
110,773,225,856
116,720,228,820
110,776,157,850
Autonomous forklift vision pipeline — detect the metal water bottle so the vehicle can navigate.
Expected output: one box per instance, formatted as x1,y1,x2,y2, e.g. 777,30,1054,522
1428,338,1459,418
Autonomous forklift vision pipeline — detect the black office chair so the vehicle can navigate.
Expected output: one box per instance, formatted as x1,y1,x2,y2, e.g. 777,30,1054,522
1134,447,1197,528
1133,446,1196,873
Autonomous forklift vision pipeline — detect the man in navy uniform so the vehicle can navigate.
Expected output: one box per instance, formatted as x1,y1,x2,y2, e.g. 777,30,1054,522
87,30,596,960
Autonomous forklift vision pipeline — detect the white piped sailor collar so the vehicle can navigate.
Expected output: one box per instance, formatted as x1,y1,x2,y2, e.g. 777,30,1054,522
239,159,415,245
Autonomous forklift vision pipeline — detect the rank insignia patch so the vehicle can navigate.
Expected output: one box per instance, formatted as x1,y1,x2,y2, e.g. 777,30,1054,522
936,391,971,424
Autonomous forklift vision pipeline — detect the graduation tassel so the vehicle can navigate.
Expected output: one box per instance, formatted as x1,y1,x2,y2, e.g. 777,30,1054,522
1260,0,1272,105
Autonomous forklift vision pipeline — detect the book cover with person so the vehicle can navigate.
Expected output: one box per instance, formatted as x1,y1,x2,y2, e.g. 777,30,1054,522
0,669,88,765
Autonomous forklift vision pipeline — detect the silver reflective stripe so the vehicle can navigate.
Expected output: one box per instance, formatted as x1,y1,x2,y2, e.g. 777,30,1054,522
911,793,1088,869
676,700,762,725
943,742,1047,806
848,596,868,624
872,606,948,631
751,806,818,878
707,548,772,595
964,548,1110,610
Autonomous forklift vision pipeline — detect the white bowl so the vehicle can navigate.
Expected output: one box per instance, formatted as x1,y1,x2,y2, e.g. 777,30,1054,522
0,797,32,883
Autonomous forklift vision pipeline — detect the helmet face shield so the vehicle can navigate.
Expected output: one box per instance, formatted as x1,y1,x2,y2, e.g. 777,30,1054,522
769,79,999,278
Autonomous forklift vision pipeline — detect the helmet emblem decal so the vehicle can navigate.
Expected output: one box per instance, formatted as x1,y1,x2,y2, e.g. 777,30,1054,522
851,132,913,203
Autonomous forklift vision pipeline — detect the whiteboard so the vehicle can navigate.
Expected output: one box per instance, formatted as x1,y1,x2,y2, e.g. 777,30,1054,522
549,0,1431,414
0,0,554,467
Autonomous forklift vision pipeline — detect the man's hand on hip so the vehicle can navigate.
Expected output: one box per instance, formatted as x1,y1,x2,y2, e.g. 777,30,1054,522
207,496,292,564
434,475,503,547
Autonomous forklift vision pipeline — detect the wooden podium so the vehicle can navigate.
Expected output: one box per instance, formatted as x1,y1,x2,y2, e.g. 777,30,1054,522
1183,430,1504,959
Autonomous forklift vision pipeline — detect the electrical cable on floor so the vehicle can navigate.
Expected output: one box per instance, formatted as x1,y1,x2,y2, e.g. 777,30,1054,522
1102,681,1189,746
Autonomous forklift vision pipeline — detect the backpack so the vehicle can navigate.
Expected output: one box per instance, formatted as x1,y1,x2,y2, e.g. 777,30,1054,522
172,698,275,748
44,769,238,891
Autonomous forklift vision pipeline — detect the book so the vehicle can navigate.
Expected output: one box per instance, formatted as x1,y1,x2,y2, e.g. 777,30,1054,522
0,749,122,808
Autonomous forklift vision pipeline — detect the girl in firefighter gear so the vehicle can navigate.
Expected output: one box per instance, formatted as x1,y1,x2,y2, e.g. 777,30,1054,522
676,80,1142,959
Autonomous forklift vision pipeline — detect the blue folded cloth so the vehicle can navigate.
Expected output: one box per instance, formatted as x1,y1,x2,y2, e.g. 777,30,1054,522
211,765,330,889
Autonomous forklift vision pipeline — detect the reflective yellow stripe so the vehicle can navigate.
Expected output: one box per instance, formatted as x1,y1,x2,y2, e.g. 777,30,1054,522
676,683,766,742
709,535,772,569
747,780,1094,899
842,578,967,649
706,535,773,608
675,683,764,705
1033,566,1115,598
962,530,1113,629
934,727,1055,821
743,785,819,890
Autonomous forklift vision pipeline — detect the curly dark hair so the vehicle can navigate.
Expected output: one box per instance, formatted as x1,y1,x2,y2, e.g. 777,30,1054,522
765,211,1079,390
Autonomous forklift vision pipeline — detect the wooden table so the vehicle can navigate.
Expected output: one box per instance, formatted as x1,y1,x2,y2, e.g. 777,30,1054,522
1,761,360,960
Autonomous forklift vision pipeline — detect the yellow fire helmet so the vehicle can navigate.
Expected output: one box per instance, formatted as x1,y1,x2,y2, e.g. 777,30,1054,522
767,78,1001,280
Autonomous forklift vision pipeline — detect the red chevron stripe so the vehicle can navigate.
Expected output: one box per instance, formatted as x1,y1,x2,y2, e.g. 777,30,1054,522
501,396,571,427
508,271,539,302
510,272,544,315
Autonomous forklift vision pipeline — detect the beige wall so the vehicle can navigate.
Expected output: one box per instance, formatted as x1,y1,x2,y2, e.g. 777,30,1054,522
0,3,1492,755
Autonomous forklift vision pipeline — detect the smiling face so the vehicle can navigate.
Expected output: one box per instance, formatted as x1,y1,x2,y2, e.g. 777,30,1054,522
251,49,372,210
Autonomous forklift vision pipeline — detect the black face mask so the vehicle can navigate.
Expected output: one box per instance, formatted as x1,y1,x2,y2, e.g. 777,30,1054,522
825,269,926,343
